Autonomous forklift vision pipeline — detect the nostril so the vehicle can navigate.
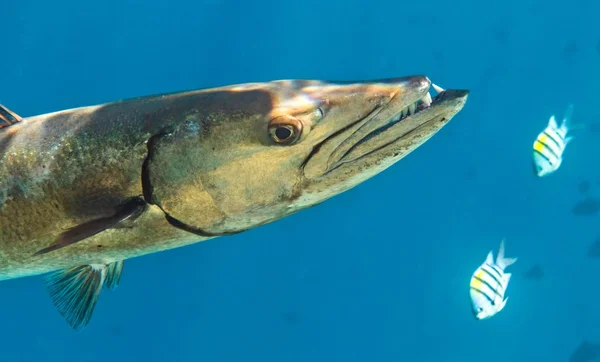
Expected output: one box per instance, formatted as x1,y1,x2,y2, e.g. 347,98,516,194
415,76,431,91
393,76,431,93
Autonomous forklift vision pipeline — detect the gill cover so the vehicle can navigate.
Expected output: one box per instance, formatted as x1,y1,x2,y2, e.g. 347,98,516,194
142,88,317,236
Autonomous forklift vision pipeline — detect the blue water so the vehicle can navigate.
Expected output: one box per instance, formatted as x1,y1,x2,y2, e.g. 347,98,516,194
2,1,599,361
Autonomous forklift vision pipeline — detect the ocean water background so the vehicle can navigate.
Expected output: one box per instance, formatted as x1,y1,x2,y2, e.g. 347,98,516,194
1,0,599,361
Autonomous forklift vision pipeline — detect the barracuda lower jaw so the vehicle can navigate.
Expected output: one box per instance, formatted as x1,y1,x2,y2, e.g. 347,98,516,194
390,82,446,123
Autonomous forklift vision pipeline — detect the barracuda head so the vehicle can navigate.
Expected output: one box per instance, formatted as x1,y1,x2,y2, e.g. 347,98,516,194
144,76,469,236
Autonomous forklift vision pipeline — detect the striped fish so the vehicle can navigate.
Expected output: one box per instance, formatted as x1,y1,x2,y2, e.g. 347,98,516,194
469,239,517,320
533,104,574,177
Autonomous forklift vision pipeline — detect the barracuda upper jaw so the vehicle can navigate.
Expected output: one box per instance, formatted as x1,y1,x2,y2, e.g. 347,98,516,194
390,82,447,124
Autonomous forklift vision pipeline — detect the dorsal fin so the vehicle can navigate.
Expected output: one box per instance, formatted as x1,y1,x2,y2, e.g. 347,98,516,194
0,104,23,129
484,251,494,265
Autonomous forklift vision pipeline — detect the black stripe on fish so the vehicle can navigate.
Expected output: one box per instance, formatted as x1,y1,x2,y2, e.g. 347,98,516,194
543,131,563,149
550,127,566,141
536,138,560,160
0,104,23,129
473,275,501,302
480,266,504,293
33,197,147,256
533,147,553,164
484,263,503,279
485,264,507,290
470,286,495,305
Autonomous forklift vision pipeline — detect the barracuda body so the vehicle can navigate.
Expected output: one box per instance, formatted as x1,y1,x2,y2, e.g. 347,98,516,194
0,76,468,329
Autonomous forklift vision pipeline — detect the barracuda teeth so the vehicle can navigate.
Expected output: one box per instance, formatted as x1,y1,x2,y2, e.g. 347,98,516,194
390,84,444,123
408,103,416,115
421,92,432,107
393,100,422,122
431,83,445,94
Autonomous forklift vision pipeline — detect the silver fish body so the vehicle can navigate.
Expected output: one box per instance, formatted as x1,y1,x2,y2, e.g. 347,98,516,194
533,104,574,177
469,239,517,320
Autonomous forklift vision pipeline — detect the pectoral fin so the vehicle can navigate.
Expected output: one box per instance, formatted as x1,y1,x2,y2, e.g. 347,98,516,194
497,297,509,313
33,197,147,256
46,261,126,330
45,264,108,330
0,104,23,128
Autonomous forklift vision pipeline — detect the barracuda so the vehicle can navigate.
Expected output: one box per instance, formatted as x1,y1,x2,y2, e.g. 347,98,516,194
0,76,468,329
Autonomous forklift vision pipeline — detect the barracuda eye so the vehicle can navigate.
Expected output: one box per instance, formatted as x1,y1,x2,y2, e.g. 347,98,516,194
268,115,303,145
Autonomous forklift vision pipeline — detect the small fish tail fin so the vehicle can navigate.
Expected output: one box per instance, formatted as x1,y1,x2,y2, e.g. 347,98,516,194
0,104,23,129
560,103,586,133
496,239,517,269
561,103,574,130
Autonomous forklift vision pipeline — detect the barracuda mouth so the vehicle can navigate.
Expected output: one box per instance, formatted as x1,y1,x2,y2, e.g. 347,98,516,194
325,82,468,172
302,77,469,180
388,82,445,125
